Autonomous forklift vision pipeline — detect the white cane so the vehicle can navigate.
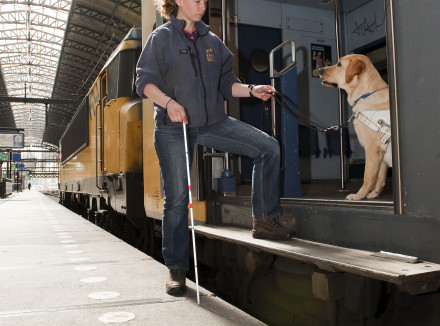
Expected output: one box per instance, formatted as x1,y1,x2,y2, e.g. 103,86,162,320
182,122,201,305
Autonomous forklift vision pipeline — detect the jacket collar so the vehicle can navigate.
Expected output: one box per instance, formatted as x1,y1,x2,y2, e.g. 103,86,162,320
170,15,210,36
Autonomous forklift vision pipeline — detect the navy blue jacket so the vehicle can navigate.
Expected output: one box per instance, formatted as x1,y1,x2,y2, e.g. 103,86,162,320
135,16,240,127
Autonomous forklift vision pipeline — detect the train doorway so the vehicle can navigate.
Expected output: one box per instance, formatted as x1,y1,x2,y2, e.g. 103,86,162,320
237,24,281,182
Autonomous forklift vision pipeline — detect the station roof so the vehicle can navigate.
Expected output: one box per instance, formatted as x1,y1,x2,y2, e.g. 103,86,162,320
0,0,142,149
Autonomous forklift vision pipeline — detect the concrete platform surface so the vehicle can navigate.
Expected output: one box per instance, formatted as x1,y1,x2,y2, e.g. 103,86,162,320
0,191,265,326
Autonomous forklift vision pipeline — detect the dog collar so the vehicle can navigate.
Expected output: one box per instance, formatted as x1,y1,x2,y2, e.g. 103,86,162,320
353,87,388,106
353,91,377,106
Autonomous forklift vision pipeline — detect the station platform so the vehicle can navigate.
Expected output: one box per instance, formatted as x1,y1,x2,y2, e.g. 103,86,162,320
0,191,264,326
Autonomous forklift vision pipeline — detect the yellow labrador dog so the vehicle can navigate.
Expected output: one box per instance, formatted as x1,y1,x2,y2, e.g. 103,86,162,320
319,54,391,200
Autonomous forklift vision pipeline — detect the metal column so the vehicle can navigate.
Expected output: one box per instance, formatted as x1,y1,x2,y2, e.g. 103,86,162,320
333,0,347,191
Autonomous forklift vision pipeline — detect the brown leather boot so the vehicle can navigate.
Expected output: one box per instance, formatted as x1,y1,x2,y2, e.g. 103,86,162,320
166,269,187,295
252,217,293,240
278,215,297,233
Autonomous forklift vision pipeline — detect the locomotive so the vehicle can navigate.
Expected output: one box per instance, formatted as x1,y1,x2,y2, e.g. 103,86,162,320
60,0,440,325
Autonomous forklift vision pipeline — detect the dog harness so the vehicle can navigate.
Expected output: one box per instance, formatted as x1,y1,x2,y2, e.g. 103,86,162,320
352,89,391,145
353,110,391,144
353,109,392,167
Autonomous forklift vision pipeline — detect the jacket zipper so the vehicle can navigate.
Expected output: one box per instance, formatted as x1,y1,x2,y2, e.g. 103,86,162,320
187,46,197,77
192,40,208,126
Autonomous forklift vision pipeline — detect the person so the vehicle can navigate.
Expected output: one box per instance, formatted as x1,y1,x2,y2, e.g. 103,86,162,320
28,182,31,190
136,0,295,295
313,51,323,69
312,51,323,77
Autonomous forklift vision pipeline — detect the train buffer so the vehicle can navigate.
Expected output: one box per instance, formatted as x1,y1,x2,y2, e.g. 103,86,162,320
195,225,440,295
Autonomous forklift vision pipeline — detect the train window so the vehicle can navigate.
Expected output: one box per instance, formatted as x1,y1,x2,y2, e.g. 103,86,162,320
60,97,89,164
249,49,269,73
101,74,108,107
107,49,139,100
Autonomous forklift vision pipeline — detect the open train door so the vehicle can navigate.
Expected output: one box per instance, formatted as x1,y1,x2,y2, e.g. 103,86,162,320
238,24,281,182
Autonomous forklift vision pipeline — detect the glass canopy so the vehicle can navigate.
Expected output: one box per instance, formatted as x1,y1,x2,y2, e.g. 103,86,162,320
0,0,72,147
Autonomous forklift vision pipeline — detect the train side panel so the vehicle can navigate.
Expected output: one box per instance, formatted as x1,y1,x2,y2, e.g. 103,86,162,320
120,98,143,172
60,78,101,194
141,100,208,222
60,30,145,229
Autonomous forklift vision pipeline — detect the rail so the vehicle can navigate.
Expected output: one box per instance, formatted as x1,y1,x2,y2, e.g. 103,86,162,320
269,40,296,138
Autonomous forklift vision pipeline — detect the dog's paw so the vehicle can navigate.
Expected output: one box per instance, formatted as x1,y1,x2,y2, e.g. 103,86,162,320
346,193,363,200
366,191,379,199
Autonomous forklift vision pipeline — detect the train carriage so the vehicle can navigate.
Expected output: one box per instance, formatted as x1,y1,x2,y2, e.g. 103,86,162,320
60,0,440,325
59,29,146,231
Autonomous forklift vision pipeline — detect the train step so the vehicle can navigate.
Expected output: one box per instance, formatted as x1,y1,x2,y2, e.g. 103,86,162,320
195,225,440,295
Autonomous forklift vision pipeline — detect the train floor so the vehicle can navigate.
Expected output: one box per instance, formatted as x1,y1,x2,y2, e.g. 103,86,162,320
236,179,394,202
0,190,264,326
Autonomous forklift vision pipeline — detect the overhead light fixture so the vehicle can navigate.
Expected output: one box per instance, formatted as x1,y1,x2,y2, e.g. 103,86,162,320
319,0,334,5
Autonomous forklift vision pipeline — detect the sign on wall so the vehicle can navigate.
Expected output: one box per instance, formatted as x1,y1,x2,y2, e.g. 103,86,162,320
12,153,21,162
0,152,10,162
0,132,25,148
311,43,332,78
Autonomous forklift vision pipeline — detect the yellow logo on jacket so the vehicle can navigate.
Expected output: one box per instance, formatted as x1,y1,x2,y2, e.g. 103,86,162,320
206,49,215,62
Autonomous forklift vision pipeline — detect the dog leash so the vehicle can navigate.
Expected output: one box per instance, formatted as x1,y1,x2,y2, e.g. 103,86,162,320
265,90,355,135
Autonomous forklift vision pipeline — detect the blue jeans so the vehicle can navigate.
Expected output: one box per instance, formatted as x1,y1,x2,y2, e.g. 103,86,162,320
154,117,281,270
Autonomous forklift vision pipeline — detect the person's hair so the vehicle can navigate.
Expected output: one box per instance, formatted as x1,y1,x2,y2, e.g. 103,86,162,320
154,0,178,20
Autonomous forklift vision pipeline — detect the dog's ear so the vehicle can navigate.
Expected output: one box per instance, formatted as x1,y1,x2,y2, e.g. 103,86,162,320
345,59,366,84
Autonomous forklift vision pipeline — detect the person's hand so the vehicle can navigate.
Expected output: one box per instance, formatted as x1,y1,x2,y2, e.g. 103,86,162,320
166,99,188,124
252,85,275,101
